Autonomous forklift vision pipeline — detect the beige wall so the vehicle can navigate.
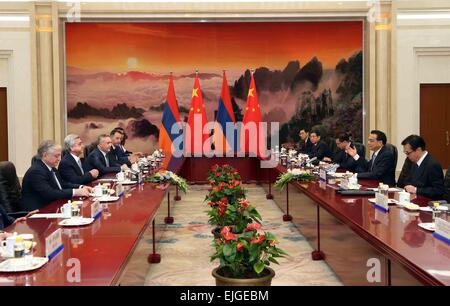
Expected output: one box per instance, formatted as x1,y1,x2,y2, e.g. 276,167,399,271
0,16,34,177
1,0,449,177
394,3,450,170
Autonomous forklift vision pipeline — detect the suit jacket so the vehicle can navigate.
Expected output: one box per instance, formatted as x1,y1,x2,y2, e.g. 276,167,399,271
400,154,445,200
444,167,450,202
355,145,396,185
297,138,313,155
309,140,332,161
0,174,15,230
87,147,121,176
333,143,363,172
111,145,131,167
20,160,79,211
59,153,95,185
397,158,414,188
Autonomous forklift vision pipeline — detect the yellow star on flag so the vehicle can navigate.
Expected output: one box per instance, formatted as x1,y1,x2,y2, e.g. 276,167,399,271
192,87,199,98
248,88,254,97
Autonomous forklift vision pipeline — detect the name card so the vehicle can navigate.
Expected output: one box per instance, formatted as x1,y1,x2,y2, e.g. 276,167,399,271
319,169,327,181
90,200,102,220
45,228,64,260
116,183,124,197
433,218,450,244
374,192,389,213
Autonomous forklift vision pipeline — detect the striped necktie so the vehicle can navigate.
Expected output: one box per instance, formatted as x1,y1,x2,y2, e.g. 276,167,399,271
51,168,63,190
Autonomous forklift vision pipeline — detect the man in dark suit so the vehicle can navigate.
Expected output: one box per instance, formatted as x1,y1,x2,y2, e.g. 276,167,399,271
323,132,363,172
297,128,313,154
20,140,91,211
59,134,99,185
87,134,128,177
347,130,396,185
444,167,450,202
308,129,332,161
110,128,136,167
399,135,445,200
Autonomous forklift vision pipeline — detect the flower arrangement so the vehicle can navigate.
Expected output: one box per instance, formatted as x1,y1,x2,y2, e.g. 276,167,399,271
145,170,189,193
211,222,287,278
206,165,287,282
274,168,316,190
205,164,246,205
207,197,261,233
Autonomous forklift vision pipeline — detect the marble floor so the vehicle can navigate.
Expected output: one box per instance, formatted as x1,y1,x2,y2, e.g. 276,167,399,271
118,184,342,286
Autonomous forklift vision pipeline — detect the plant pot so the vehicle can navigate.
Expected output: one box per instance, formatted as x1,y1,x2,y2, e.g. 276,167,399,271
212,267,275,286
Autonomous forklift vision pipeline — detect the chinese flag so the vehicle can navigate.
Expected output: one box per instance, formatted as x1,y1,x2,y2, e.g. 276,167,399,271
241,72,266,158
186,72,209,155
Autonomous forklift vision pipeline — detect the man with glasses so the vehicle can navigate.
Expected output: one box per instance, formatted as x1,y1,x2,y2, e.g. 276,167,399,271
398,135,444,200
347,130,396,185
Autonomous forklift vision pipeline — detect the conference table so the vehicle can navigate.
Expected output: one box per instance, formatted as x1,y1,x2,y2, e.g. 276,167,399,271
1,156,449,286
264,164,450,286
0,158,185,286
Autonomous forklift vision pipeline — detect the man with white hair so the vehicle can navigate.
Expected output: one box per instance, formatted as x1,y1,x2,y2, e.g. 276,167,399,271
20,140,91,211
59,134,99,184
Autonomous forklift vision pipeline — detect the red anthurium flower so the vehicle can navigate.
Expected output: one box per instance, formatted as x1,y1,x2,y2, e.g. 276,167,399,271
223,231,237,241
244,222,261,232
236,243,245,252
220,226,231,235
250,234,265,244
208,201,215,206
221,198,228,203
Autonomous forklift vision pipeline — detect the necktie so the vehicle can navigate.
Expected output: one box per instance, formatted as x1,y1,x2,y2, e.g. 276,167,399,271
52,168,63,190
105,154,110,167
77,158,84,174
370,153,377,171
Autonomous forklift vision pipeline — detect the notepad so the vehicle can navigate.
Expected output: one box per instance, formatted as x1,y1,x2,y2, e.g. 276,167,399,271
28,213,64,219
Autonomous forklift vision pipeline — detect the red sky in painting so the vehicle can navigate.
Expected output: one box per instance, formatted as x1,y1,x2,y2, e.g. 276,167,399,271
66,21,362,72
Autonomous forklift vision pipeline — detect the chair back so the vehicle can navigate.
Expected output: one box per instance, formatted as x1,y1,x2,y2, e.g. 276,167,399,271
384,143,398,170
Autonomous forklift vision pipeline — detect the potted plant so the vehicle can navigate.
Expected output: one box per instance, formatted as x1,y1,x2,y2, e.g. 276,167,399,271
207,197,261,237
205,164,254,237
211,222,287,286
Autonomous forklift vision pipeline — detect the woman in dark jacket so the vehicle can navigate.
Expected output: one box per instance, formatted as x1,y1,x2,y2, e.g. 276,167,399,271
0,161,22,213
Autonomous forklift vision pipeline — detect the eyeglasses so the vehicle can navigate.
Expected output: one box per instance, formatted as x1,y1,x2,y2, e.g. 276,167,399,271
404,150,415,156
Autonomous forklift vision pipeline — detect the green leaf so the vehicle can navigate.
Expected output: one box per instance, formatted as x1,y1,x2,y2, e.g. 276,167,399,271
268,257,279,265
253,261,265,274
223,244,233,257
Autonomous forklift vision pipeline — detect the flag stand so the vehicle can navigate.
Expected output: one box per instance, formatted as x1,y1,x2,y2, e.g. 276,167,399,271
148,218,161,263
174,185,181,201
282,183,293,221
164,191,174,224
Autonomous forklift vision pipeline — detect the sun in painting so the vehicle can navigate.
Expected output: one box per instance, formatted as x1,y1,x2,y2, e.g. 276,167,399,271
127,57,138,69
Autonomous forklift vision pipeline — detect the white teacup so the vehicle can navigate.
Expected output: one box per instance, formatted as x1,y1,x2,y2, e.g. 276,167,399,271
398,191,411,203
1,236,16,258
93,185,103,197
116,171,125,182
61,203,72,218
